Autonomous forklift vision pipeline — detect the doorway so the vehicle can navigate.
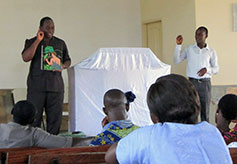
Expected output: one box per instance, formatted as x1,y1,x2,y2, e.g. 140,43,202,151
142,21,163,60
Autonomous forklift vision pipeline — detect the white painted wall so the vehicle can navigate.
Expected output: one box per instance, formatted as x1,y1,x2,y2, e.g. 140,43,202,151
195,0,237,85
141,0,196,78
141,0,237,86
0,0,142,101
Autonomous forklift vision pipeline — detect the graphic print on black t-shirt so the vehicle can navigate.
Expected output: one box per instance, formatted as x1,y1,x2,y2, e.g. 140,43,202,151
41,45,62,71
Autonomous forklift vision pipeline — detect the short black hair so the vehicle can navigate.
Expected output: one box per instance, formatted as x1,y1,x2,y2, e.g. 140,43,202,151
218,94,237,120
104,89,127,107
147,74,200,124
40,16,53,27
11,100,36,126
196,26,208,36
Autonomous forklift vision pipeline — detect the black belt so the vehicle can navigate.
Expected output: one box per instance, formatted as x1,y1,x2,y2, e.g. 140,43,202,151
189,77,210,83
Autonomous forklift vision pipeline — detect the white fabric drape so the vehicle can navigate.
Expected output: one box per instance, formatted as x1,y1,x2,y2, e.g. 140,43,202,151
68,48,171,136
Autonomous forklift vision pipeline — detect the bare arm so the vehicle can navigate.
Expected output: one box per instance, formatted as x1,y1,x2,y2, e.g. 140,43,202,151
22,30,44,62
105,142,119,164
45,58,53,65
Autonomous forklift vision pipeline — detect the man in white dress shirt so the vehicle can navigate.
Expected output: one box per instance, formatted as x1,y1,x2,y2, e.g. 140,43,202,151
174,26,219,121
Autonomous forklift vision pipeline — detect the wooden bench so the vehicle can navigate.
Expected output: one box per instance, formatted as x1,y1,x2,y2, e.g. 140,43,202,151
0,147,44,164
1,146,235,163
229,148,237,163
28,152,107,164
0,145,110,164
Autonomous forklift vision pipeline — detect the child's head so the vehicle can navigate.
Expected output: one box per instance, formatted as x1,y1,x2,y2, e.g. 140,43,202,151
216,94,237,128
11,100,36,126
103,89,129,122
147,74,200,124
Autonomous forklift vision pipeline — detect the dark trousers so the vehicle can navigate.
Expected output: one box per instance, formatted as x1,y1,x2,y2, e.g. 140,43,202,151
27,91,64,135
189,78,211,122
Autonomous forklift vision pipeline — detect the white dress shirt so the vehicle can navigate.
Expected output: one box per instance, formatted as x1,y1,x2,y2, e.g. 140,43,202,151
174,44,219,79
0,122,72,148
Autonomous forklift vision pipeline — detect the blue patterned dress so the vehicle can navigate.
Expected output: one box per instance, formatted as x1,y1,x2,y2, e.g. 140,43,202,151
90,120,139,146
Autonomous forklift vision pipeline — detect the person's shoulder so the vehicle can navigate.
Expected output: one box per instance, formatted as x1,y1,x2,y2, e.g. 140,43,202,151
32,126,50,135
196,121,221,136
117,125,156,151
208,46,217,54
22,37,36,48
0,123,9,129
32,127,59,139
197,121,216,129
181,44,194,51
26,36,37,42
24,36,37,45
188,44,196,49
127,124,157,137
53,36,66,44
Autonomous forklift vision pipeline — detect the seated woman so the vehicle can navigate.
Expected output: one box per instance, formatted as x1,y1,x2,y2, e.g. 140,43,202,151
105,74,232,164
90,89,139,146
215,94,237,145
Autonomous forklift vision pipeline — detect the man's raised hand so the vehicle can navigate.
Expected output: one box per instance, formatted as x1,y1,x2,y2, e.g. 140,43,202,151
37,30,44,41
176,35,183,45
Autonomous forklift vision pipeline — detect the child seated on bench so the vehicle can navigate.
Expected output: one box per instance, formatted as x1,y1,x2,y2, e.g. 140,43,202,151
105,74,232,164
215,94,237,145
90,89,139,146
0,100,92,148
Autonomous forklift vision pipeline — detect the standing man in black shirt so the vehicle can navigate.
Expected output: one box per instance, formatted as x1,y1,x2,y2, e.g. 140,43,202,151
21,17,71,135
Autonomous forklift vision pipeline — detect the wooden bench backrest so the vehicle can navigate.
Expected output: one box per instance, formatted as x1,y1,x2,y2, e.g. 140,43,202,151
28,152,107,164
27,147,237,164
0,146,110,164
2,146,235,164
0,147,44,164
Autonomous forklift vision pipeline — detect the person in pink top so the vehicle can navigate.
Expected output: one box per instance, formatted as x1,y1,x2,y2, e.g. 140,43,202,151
216,94,237,145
